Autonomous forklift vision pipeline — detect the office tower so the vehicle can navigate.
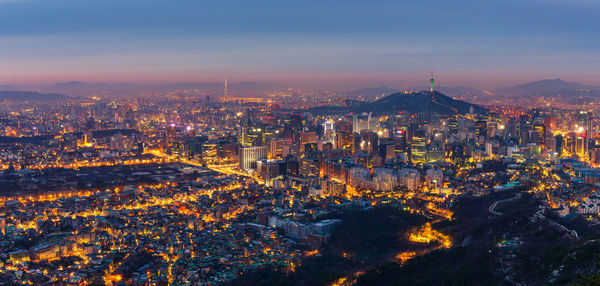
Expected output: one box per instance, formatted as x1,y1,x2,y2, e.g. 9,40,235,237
269,139,291,159
545,131,555,151
299,131,317,153
590,145,600,164
239,146,268,170
353,113,372,133
544,116,558,132
184,137,205,159
241,125,265,147
533,122,546,146
554,134,564,156
323,120,335,143
576,135,587,159
379,141,395,160
475,119,487,138
506,119,518,139
85,116,96,131
519,116,531,145
218,142,239,162
411,129,427,163
581,110,593,138
360,130,378,154
448,118,459,135
352,133,362,154
336,120,353,151
299,157,319,177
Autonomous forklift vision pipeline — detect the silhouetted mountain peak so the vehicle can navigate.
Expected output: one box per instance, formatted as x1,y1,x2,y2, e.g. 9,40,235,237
0,91,70,101
494,78,589,95
353,90,486,115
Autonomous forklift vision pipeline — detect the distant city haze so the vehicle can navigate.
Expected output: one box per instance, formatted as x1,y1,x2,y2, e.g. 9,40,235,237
1,0,599,89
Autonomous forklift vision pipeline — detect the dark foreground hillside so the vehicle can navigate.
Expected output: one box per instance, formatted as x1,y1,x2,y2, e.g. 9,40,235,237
226,207,428,286
228,192,600,286
357,192,600,286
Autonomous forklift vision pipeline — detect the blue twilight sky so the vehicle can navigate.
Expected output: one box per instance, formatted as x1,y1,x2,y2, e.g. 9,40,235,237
0,0,599,89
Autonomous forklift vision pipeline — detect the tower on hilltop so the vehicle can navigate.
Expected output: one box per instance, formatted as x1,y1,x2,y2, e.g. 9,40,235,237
430,70,434,93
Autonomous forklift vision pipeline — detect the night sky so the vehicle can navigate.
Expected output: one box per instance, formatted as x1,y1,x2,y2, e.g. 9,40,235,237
1,0,599,88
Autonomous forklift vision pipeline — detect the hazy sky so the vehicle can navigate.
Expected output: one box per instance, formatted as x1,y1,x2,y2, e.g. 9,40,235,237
0,0,599,89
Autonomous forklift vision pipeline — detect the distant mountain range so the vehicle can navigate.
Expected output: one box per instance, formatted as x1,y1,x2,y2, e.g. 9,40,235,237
43,81,284,97
0,78,598,105
0,91,70,102
347,79,600,105
0,85,17,90
490,79,600,105
492,79,589,95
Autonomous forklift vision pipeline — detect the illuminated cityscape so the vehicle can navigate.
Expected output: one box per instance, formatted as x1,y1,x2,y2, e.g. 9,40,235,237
1,0,600,285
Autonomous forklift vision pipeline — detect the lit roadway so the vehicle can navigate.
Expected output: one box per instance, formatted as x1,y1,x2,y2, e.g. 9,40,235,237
144,149,251,178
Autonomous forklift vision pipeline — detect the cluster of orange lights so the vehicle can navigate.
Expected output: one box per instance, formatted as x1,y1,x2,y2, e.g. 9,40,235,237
408,222,452,249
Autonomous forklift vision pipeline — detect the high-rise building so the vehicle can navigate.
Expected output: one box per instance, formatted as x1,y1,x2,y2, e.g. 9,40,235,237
544,116,558,132
518,116,531,145
323,121,335,143
239,146,268,171
360,130,378,154
533,122,546,146
335,120,353,151
85,116,96,131
183,137,205,159
545,131,555,151
299,157,319,177
167,124,177,140
218,142,239,162
352,133,362,154
506,119,518,139
269,139,290,159
590,145,600,164
410,130,427,163
241,125,265,147
565,134,575,155
448,118,459,135
581,110,593,138
379,141,395,160
475,120,487,138
555,134,564,156
299,131,317,153
576,136,587,159
353,113,372,133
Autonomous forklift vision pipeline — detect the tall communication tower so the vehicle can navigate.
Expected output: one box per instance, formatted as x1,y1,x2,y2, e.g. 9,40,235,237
224,78,228,97
430,71,434,93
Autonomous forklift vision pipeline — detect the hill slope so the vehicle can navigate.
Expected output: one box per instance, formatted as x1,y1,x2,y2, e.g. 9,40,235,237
0,90,70,101
493,79,589,95
491,79,600,105
353,90,486,115
226,207,428,286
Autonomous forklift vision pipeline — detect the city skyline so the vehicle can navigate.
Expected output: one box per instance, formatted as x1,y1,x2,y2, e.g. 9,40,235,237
3,1,600,285
1,0,600,89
